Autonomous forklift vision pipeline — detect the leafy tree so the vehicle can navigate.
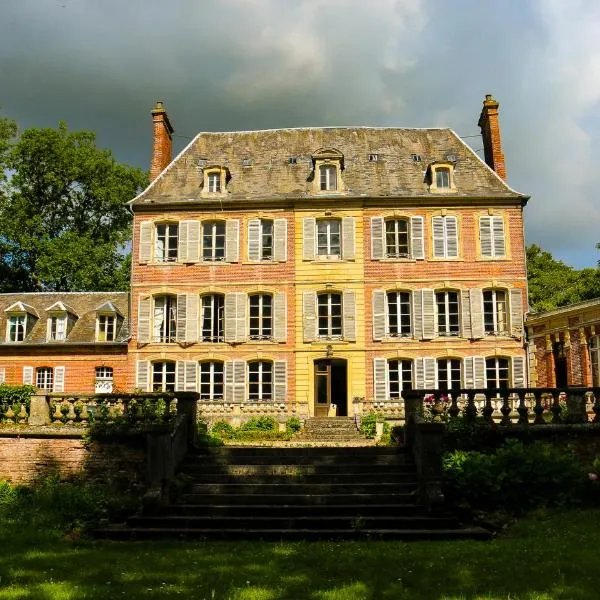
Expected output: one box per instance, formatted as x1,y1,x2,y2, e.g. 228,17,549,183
0,118,146,291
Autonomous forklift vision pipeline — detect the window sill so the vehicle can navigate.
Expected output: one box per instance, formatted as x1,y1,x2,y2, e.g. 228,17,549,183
476,256,510,261
429,257,463,262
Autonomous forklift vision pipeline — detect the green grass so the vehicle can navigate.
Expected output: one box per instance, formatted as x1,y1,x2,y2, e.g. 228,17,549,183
1,509,600,599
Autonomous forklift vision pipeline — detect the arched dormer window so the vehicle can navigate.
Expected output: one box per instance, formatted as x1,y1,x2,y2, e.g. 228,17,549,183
311,148,344,193
201,166,229,195
427,162,456,193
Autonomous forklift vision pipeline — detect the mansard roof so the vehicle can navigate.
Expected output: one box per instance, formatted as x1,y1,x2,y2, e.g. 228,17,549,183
131,127,526,207
0,292,129,345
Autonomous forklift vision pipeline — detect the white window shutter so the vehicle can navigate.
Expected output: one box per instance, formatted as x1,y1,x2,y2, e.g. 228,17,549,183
186,294,199,343
303,291,317,342
469,289,484,339
372,290,386,341
274,360,287,402
412,291,423,340
512,356,526,388
185,361,198,392
235,292,247,342
137,297,152,344
303,217,316,260
463,357,474,389
460,290,472,338
446,216,458,258
224,293,237,343
176,361,185,392
510,288,524,337
176,293,187,343
139,221,153,264
479,216,493,258
474,357,486,389
373,358,388,400
23,366,34,386
432,216,446,258
342,217,355,260
247,219,261,261
371,217,384,259
0,368,5,384
421,289,436,340
414,358,425,390
273,292,287,342
410,216,424,259
54,367,65,393
178,221,188,262
273,218,287,262
492,216,506,257
421,357,436,389
186,220,200,262
224,361,234,402
343,290,356,341
225,219,240,263
136,360,150,392
233,360,246,402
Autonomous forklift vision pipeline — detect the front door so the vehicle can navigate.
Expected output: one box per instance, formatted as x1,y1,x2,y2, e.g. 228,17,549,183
314,359,347,417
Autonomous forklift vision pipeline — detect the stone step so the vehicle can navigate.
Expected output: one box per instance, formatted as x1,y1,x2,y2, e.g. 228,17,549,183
187,482,417,495
186,472,417,485
181,463,416,475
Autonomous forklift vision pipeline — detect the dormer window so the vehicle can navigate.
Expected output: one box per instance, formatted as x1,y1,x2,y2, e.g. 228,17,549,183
95,301,122,342
320,165,337,191
311,148,344,194
5,302,37,343
207,172,221,193
202,166,229,195
436,167,450,189
428,163,456,193
45,302,77,342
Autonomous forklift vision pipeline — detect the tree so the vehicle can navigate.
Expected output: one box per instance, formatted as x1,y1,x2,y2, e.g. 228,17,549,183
0,118,147,292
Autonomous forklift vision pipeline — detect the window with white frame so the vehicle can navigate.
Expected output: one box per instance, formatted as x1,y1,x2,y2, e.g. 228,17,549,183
36,367,53,391
429,164,455,192
95,366,113,393
7,314,27,342
590,336,600,386
316,219,341,257
479,215,506,258
249,294,272,340
385,219,410,258
155,223,178,263
152,361,176,392
317,293,342,339
388,359,413,399
207,172,221,193
48,315,68,341
483,290,507,335
258,220,273,260
202,221,226,261
153,295,177,343
486,357,509,390
437,359,461,392
386,291,411,337
432,216,458,259
97,315,116,342
436,291,459,336
199,361,224,400
248,361,273,401
201,294,224,342
319,164,337,191
435,167,450,188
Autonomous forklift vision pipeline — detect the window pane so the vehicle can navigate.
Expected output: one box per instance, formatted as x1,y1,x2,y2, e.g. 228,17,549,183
436,168,450,188
261,220,273,260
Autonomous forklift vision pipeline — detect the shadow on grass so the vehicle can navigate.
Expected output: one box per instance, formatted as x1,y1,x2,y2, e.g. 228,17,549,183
1,510,599,599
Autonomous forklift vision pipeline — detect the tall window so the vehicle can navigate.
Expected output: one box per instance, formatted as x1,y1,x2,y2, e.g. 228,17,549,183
259,220,273,260
207,172,221,193
248,361,273,401
479,216,506,258
201,294,224,342
319,165,337,191
317,293,342,339
432,216,458,259
48,315,67,341
36,367,53,391
95,367,113,393
152,362,176,392
249,294,272,340
385,219,409,258
388,359,413,399
7,315,27,342
386,291,411,337
199,361,224,400
202,221,225,261
435,167,450,188
483,290,507,335
436,291,459,336
153,295,177,343
590,336,600,386
486,357,509,390
97,315,116,342
437,359,461,392
155,223,178,262
316,219,341,257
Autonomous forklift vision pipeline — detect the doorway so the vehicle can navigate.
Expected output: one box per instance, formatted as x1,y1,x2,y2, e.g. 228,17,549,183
553,341,568,387
314,359,347,417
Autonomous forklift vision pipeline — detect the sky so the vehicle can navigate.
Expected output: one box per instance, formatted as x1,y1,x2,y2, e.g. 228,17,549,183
1,0,599,268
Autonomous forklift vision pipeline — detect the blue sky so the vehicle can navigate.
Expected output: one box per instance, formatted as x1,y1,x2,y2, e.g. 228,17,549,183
1,0,599,268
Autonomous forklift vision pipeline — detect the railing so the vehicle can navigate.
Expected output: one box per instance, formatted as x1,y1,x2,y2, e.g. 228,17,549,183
197,400,290,417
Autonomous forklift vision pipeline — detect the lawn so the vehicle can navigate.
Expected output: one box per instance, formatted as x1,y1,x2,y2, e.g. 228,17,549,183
0,509,599,599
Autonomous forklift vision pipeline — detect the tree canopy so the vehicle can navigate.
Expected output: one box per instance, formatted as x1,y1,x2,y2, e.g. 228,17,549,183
0,116,147,292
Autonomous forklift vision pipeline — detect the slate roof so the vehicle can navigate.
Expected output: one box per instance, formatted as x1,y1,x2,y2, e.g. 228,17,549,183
0,292,129,345
131,127,526,206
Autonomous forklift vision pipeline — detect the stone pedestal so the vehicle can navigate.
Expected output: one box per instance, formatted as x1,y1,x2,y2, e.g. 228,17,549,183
28,395,51,426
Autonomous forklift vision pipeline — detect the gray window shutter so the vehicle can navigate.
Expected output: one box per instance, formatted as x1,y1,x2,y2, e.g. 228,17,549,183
303,217,316,260
23,366,34,385
421,289,436,340
460,290,472,338
273,292,287,342
273,218,287,262
303,291,317,342
373,358,388,400
512,356,526,388
224,293,246,343
247,219,261,261
139,221,153,264
372,290,386,341
474,357,486,388
492,216,506,257
177,360,197,392
178,221,188,262
342,217,355,260
236,292,246,342
186,294,199,343
224,361,234,402
469,288,484,339
414,358,425,390
0,368,5,384
415,357,435,390
186,220,200,263
343,289,356,341
234,360,246,402
176,361,185,392
225,219,240,263
53,366,65,393
410,216,424,259
446,216,458,258
274,360,287,402
432,216,446,258
137,296,152,344
463,357,485,389
371,217,384,259
176,293,187,343
479,216,493,258
136,360,150,392
412,291,423,340
510,288,524,337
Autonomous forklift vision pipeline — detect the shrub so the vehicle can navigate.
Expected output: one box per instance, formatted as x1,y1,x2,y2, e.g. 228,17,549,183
443,417,504,452
0,384,36,420
286,416,302,434
360,412,379,439
239,416,277,432
211,421,235,440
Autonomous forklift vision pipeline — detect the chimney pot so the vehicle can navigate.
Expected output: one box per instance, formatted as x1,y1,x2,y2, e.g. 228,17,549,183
478,93,507,181
150,101,174,182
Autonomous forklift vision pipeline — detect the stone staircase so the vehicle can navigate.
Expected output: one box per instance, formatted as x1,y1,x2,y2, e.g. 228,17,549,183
98,446,490,541
295,417,370,445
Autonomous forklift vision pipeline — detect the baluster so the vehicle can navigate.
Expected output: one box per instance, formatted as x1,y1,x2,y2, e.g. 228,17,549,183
5,405,15,423
78,400,89,424
551,393,562,423
500,394,512,426
65,398,76,423
516,391,529,425
593,392,600,424
448,393,460,419
482,392,494,423
53,400,63,423
18,403,28,424
465,391,477,421
533,391,545,425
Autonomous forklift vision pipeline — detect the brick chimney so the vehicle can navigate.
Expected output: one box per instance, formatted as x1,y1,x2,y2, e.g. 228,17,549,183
150,101,174,181
478,94,507,180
